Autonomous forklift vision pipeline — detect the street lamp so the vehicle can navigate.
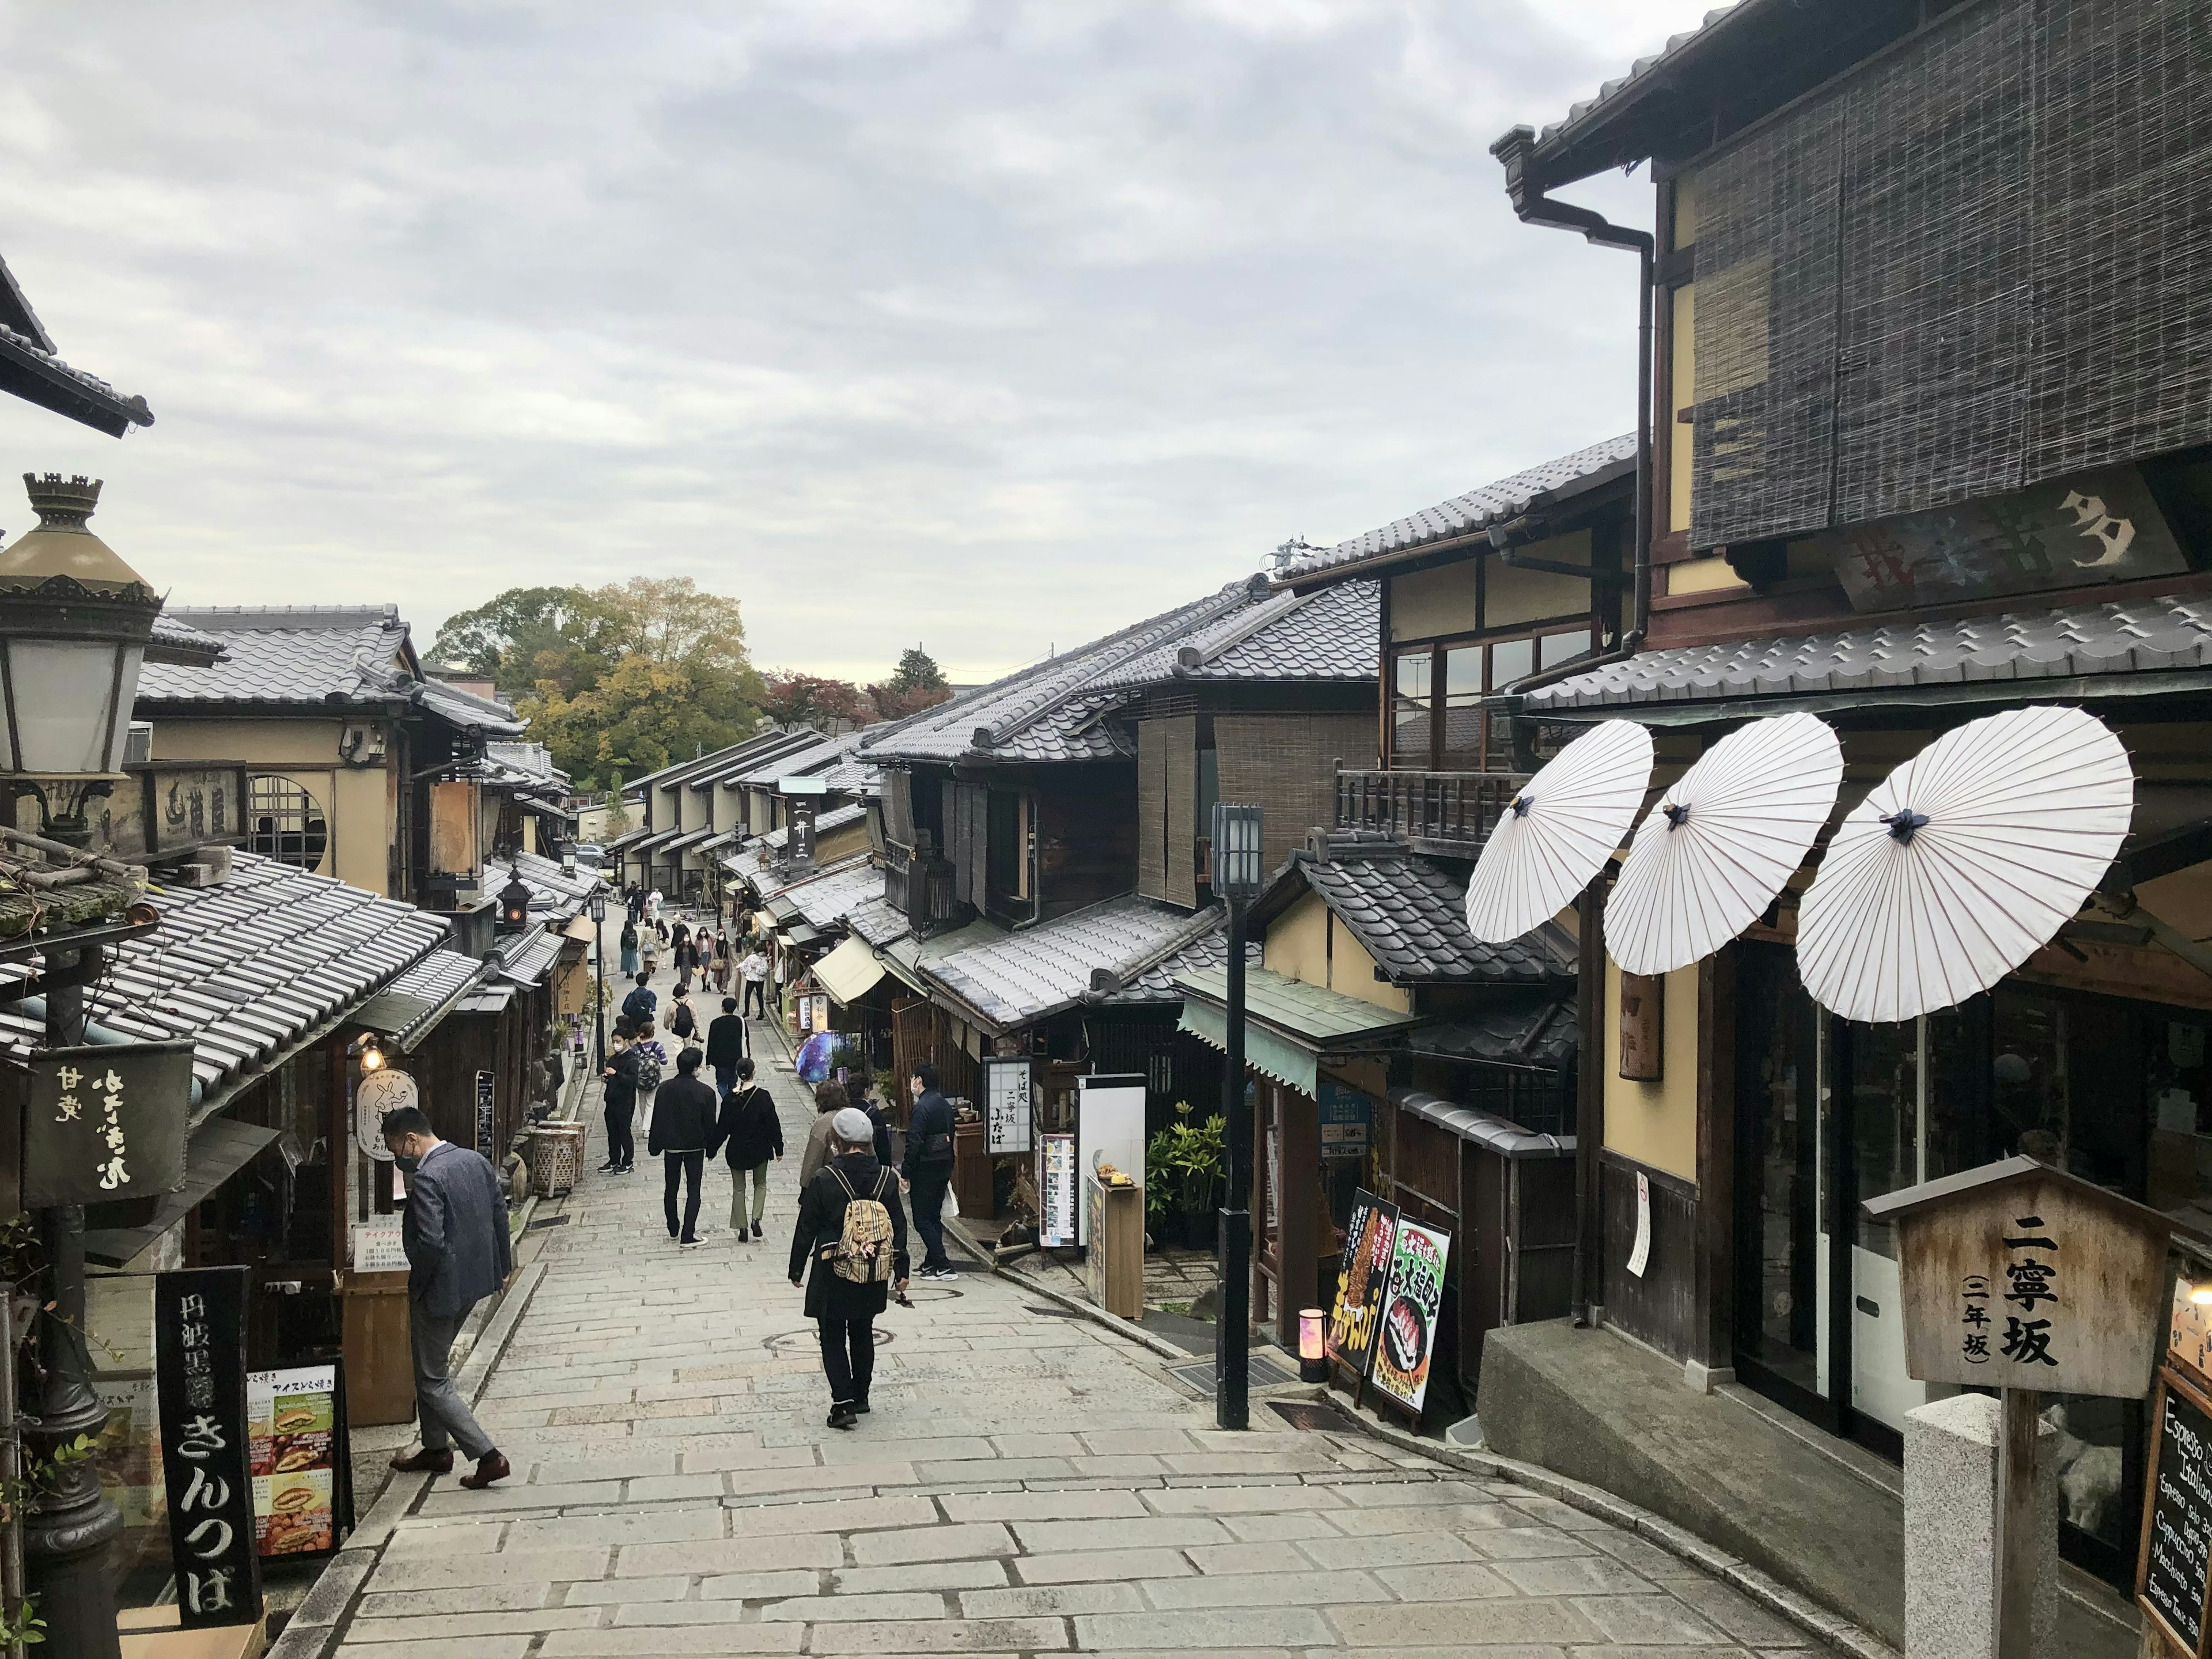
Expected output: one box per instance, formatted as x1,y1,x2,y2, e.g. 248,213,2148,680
0,475,163,1659
1210,801,1263,1431
588,885,609,1074
497,866,533,930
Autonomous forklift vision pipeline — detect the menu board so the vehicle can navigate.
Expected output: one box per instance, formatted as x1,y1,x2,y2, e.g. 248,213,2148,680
248,1363,351,1559
1325,1190,1399,1379
1368,1218,1452,1418
2174,1277,2212,1392
1038,1134,1077,1247
2144,1369,2212,1657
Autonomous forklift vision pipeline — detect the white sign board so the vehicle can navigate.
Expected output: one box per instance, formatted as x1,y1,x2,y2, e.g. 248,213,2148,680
349,1217,408,1274
1038,1134,1077,1248
986,1059,1033,1154
1075,1074,1146,1247
354,1071,418,1162
1627,1172,1652,1278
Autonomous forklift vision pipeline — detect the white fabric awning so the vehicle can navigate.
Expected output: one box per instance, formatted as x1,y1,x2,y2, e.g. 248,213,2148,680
813,935,886,1005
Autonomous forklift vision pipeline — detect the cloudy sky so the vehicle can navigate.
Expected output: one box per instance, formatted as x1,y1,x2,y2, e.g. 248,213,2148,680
0,1,1715,685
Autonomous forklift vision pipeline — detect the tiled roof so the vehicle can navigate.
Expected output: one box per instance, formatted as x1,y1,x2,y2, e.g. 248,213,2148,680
1099,909,1261,1005
0,851,446,1100
684,730,830,792
494,926,564,989
485,741,566,785
1089,580,1378,692
1276,435,1637,582
135,605,526,734
0,306,154,437
924,893,1215,1031
1532,3,1754,151
861,585,1258,764
1289,843,1574,986
844,895,910,949
730,733,847,788
486,850,600,922
147,613,227,666
1405,1003,1578,1074
762,802,866,850
1524,593,2212,715
774,858,888,933
354,948,491,1049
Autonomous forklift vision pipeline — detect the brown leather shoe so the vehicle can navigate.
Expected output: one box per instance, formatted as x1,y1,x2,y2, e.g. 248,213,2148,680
389,1448,453,1475
459,1451,512,1490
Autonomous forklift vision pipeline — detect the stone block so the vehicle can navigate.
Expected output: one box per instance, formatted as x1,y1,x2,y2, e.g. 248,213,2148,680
1073,1608,1334,1649
1298,1529,1475,1570
619,1534,842,1575
1140,1569,1391,1608
1573,1590,1729,1645
1012,1547,1193,1585
366,1545,612,1592
356,1584,554,1619
340,1608,604,1642
847,1521,1017,1566
802,1618,1067,1653
509,1509,726,1550
940,1490,1147,1524
1219,1512,1341,1542
1182,1541,1311,1576
1903,1393,2059,1659
1370,1562,1517,1601
329,1639,532,1659
758,1591,946,1621
539,1627,805,1656
960,1581,1145,1617
1010,1515,1230,1553
561,1575,692,1604
1324,1597,1605,1646
626,1472,726,1502
1489,1552,1655,1595
725,1494,937,1534
831,1560,1010,1594
694,1570,827,1601
290,1553,374,1626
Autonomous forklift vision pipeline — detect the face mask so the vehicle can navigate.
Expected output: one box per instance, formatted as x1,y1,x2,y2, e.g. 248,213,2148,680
394,1152,421,1174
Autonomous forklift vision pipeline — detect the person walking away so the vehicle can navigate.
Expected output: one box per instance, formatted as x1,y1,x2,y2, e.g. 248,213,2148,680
705,995,749,1097
789,1107,908,1429
599,1020,640,1173
799,1080,851,1188
710,1057,783,1240
712,930,733,995
641,926,661,978
630,1020,668,1132
382,1107,512,1486
619,917,641,978
859,1086,894,1168
621,971,657,1029
740,945,770,1019
902,1063,959,1280
648,1048,718,1246
668,993,698,1047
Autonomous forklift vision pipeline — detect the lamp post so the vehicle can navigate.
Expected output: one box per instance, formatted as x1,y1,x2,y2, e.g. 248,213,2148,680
588,886,609,1074
1210,802,1263,1431
0,476,160,1659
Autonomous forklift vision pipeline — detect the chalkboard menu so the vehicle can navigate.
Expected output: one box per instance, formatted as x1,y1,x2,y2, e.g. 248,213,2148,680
2142,1368,2212,1657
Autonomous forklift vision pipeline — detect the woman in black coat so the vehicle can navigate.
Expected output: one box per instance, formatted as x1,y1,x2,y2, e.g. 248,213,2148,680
708,1057,783,1240
788,1108,909,1429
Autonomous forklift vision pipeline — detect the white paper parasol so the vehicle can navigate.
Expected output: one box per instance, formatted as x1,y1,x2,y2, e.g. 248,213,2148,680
1465,719,1654,943
1605,712,1843,978
1797,704,2134,1024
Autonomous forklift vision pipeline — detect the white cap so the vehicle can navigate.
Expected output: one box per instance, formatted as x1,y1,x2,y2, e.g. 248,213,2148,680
831,1107,873,1145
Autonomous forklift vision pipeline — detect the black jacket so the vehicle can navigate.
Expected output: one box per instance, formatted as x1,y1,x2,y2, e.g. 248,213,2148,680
710,1084,783,1168
647,1075,718,1154
621,986,658,1025
789,1152,908,1319
603,1045,643,1112
668,1002,698,1041
865,1100,893,1169
704,1014,748,1067
902,1088,956,1178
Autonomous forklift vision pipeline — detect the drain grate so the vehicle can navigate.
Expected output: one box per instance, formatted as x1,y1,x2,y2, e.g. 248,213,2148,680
1268,1400,1337,1431
1165,1353,1298,1395
1023,1305,1086,1319
525,1214,570,1231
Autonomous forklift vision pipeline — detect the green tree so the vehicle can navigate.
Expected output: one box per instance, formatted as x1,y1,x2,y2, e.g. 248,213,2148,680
426,586,618,698
889,645,948,692
868,643,953,722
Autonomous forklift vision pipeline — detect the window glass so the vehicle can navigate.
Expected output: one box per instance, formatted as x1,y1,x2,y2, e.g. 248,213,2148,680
1486,636,1535,689
1391,649,1433,768
248,775,329,872
1440,645,1485,770
1541,628,1594,669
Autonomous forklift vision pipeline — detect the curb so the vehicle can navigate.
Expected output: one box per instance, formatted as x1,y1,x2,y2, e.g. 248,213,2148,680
267,1259,550,1659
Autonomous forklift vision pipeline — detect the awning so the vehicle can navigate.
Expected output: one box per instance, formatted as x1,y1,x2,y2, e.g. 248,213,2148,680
1173,964,1421,1098
813,935,887,1005
84,1118,281,1268
562,914,599,943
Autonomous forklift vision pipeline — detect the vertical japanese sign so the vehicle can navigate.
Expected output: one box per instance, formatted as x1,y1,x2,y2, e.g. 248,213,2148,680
154,1267,262,1627
1368,1218,1452,1417
1037,1134,1077,1247
24,1040,191,1206
985,1058,1033,1154
475,1069,496,1161
1955,1211,2062,1378
1325,1190,1399,1377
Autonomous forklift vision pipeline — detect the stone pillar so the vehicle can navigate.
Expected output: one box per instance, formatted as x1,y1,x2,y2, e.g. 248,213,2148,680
1904,1392,2058,1659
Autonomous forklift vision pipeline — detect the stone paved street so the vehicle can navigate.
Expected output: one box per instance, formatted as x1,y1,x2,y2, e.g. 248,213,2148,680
313,959,1823,1658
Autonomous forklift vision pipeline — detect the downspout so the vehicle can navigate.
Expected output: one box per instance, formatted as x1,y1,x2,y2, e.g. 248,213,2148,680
1487,124,1656,704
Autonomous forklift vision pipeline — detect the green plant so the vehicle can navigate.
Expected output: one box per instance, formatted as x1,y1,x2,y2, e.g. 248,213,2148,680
1145,1103,1225,1222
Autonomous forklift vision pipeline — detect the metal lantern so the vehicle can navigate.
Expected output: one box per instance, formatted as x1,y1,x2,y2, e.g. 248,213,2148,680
1210,801,1264,900
498,867,533,929
0,475,161,839
588,887,607,923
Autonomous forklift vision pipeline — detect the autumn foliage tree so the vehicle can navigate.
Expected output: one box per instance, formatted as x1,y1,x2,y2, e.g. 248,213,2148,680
866,644,953,723
759,672,872,732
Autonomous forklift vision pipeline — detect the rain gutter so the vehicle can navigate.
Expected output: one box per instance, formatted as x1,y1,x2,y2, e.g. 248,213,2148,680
1524,666,2212,729
1487,124,1654,707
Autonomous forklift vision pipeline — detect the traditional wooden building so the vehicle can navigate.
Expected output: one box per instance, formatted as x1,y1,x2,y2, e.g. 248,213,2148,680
1461,0,2212,1619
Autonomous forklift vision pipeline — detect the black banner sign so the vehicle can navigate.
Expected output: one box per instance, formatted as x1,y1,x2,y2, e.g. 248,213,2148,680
1325,1189,1400,1380
154,1267,262,1628
475,1069,495,1160
24,1040,192,1207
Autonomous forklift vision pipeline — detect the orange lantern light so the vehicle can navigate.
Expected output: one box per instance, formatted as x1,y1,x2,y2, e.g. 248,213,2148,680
1298,1308,1327,1382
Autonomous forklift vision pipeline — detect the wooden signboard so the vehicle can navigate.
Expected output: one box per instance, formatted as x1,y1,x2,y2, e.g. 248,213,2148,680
2140,1365,2212,1659
1618,973,1663,1081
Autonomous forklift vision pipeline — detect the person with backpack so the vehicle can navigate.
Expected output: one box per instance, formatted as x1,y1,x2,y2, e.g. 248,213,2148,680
629,1021,668,1132
619,917,641,978
901,1063,960,1281
620,972,657,1029
668,994,698,1047
789,1106,908,1429
709,1056,783,1241
647,1047,718,1247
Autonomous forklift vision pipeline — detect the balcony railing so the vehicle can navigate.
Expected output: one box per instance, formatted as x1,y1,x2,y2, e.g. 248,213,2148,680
1335,767,1530,854
885,838,961,933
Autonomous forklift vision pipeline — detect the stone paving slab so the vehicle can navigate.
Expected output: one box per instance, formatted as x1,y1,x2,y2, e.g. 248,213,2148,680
315,959,1832,1659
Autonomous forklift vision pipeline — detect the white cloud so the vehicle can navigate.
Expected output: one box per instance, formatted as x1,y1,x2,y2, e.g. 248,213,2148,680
0,0,1717,687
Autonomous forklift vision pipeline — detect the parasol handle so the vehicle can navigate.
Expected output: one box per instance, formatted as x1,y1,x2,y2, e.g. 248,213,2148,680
1882,808,1929,844
1510,794,1534,817
1662,802,1689,829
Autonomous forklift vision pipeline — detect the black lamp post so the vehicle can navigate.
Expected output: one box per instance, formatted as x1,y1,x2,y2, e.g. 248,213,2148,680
1210,801,1263,1431
588,886,608,1074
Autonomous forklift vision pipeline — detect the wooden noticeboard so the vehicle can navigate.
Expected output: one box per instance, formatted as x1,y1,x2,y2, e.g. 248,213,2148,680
2140,1365,2212,1658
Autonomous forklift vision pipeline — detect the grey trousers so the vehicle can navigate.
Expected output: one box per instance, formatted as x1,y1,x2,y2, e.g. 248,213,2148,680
730,1162,771,1230
411,1301,493,1459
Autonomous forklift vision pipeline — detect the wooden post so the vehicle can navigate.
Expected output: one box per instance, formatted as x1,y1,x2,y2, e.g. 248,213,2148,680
1994,1387,2039,1659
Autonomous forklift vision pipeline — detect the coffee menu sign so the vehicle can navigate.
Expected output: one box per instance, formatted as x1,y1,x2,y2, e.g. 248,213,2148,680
2142,1368,2212,1659
154,1267,262,1628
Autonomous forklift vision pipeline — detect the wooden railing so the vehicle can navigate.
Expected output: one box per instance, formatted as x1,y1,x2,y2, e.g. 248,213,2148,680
884,839,960,931
1334,767,1531,853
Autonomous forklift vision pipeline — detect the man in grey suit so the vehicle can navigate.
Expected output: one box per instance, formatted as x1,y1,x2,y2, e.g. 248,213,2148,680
382,1106,513,1487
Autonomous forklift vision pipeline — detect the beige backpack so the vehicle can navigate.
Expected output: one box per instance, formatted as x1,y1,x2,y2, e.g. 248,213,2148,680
828,1168,896,1285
